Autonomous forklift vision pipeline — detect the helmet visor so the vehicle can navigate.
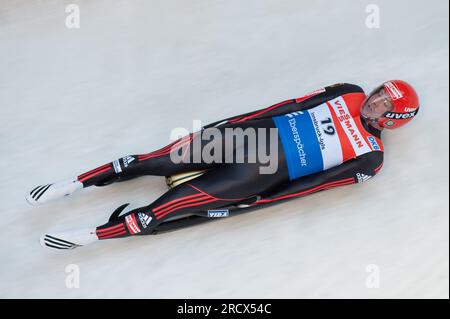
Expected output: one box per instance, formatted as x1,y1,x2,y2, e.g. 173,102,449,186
361,86,394,120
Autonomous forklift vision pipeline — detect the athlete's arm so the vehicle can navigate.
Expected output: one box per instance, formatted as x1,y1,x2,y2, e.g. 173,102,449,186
249,151,383,207
142,83,364,160
204,83,364,128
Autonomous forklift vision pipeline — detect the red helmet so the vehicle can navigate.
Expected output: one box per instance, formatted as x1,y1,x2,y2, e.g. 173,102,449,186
361,80,420,129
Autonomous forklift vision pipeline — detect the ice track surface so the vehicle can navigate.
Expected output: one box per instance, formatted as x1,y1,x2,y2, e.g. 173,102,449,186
0,0,448,298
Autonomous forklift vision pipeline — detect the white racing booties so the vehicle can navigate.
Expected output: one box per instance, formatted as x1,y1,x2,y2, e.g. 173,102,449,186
26,178,83,206
40,228,98,250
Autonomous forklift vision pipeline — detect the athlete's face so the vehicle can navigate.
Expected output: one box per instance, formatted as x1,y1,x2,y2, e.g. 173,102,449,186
361,87,394,121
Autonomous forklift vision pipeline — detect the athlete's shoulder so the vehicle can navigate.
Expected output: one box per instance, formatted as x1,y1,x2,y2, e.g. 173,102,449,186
294,83,365,110
356,150,384,178
297,83,364,100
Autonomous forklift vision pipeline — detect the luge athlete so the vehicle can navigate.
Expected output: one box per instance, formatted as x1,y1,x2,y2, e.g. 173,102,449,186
26,80,420,250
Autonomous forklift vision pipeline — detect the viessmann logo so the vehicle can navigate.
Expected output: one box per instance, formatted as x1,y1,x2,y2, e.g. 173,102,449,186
333,99,365,149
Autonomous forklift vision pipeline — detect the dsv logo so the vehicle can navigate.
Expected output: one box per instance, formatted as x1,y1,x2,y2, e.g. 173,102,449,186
384,110,418,119
367,136,380,151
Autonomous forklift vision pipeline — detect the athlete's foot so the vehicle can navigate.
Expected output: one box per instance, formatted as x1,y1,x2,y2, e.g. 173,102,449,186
26,178,83,206
40,228,98,250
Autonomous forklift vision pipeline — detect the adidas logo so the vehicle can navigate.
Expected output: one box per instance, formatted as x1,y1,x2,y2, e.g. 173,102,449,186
356,173,372,183
138,213,152,228
123,156,135,167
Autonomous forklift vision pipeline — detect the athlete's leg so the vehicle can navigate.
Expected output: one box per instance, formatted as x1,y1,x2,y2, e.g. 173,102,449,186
41,154,289,250
77,133,215,188
26,132,220,205
78,118,276,188
95,162,284,239
27,118,277,205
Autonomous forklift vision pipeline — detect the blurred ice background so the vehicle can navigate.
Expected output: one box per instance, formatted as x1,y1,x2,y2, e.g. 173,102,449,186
0,0,448,298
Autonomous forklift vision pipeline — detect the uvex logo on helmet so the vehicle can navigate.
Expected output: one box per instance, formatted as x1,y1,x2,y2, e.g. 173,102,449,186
384,109,419,120
378,80,420,129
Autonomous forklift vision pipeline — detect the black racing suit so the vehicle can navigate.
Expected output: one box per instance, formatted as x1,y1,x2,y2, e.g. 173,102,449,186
77,83,384,240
